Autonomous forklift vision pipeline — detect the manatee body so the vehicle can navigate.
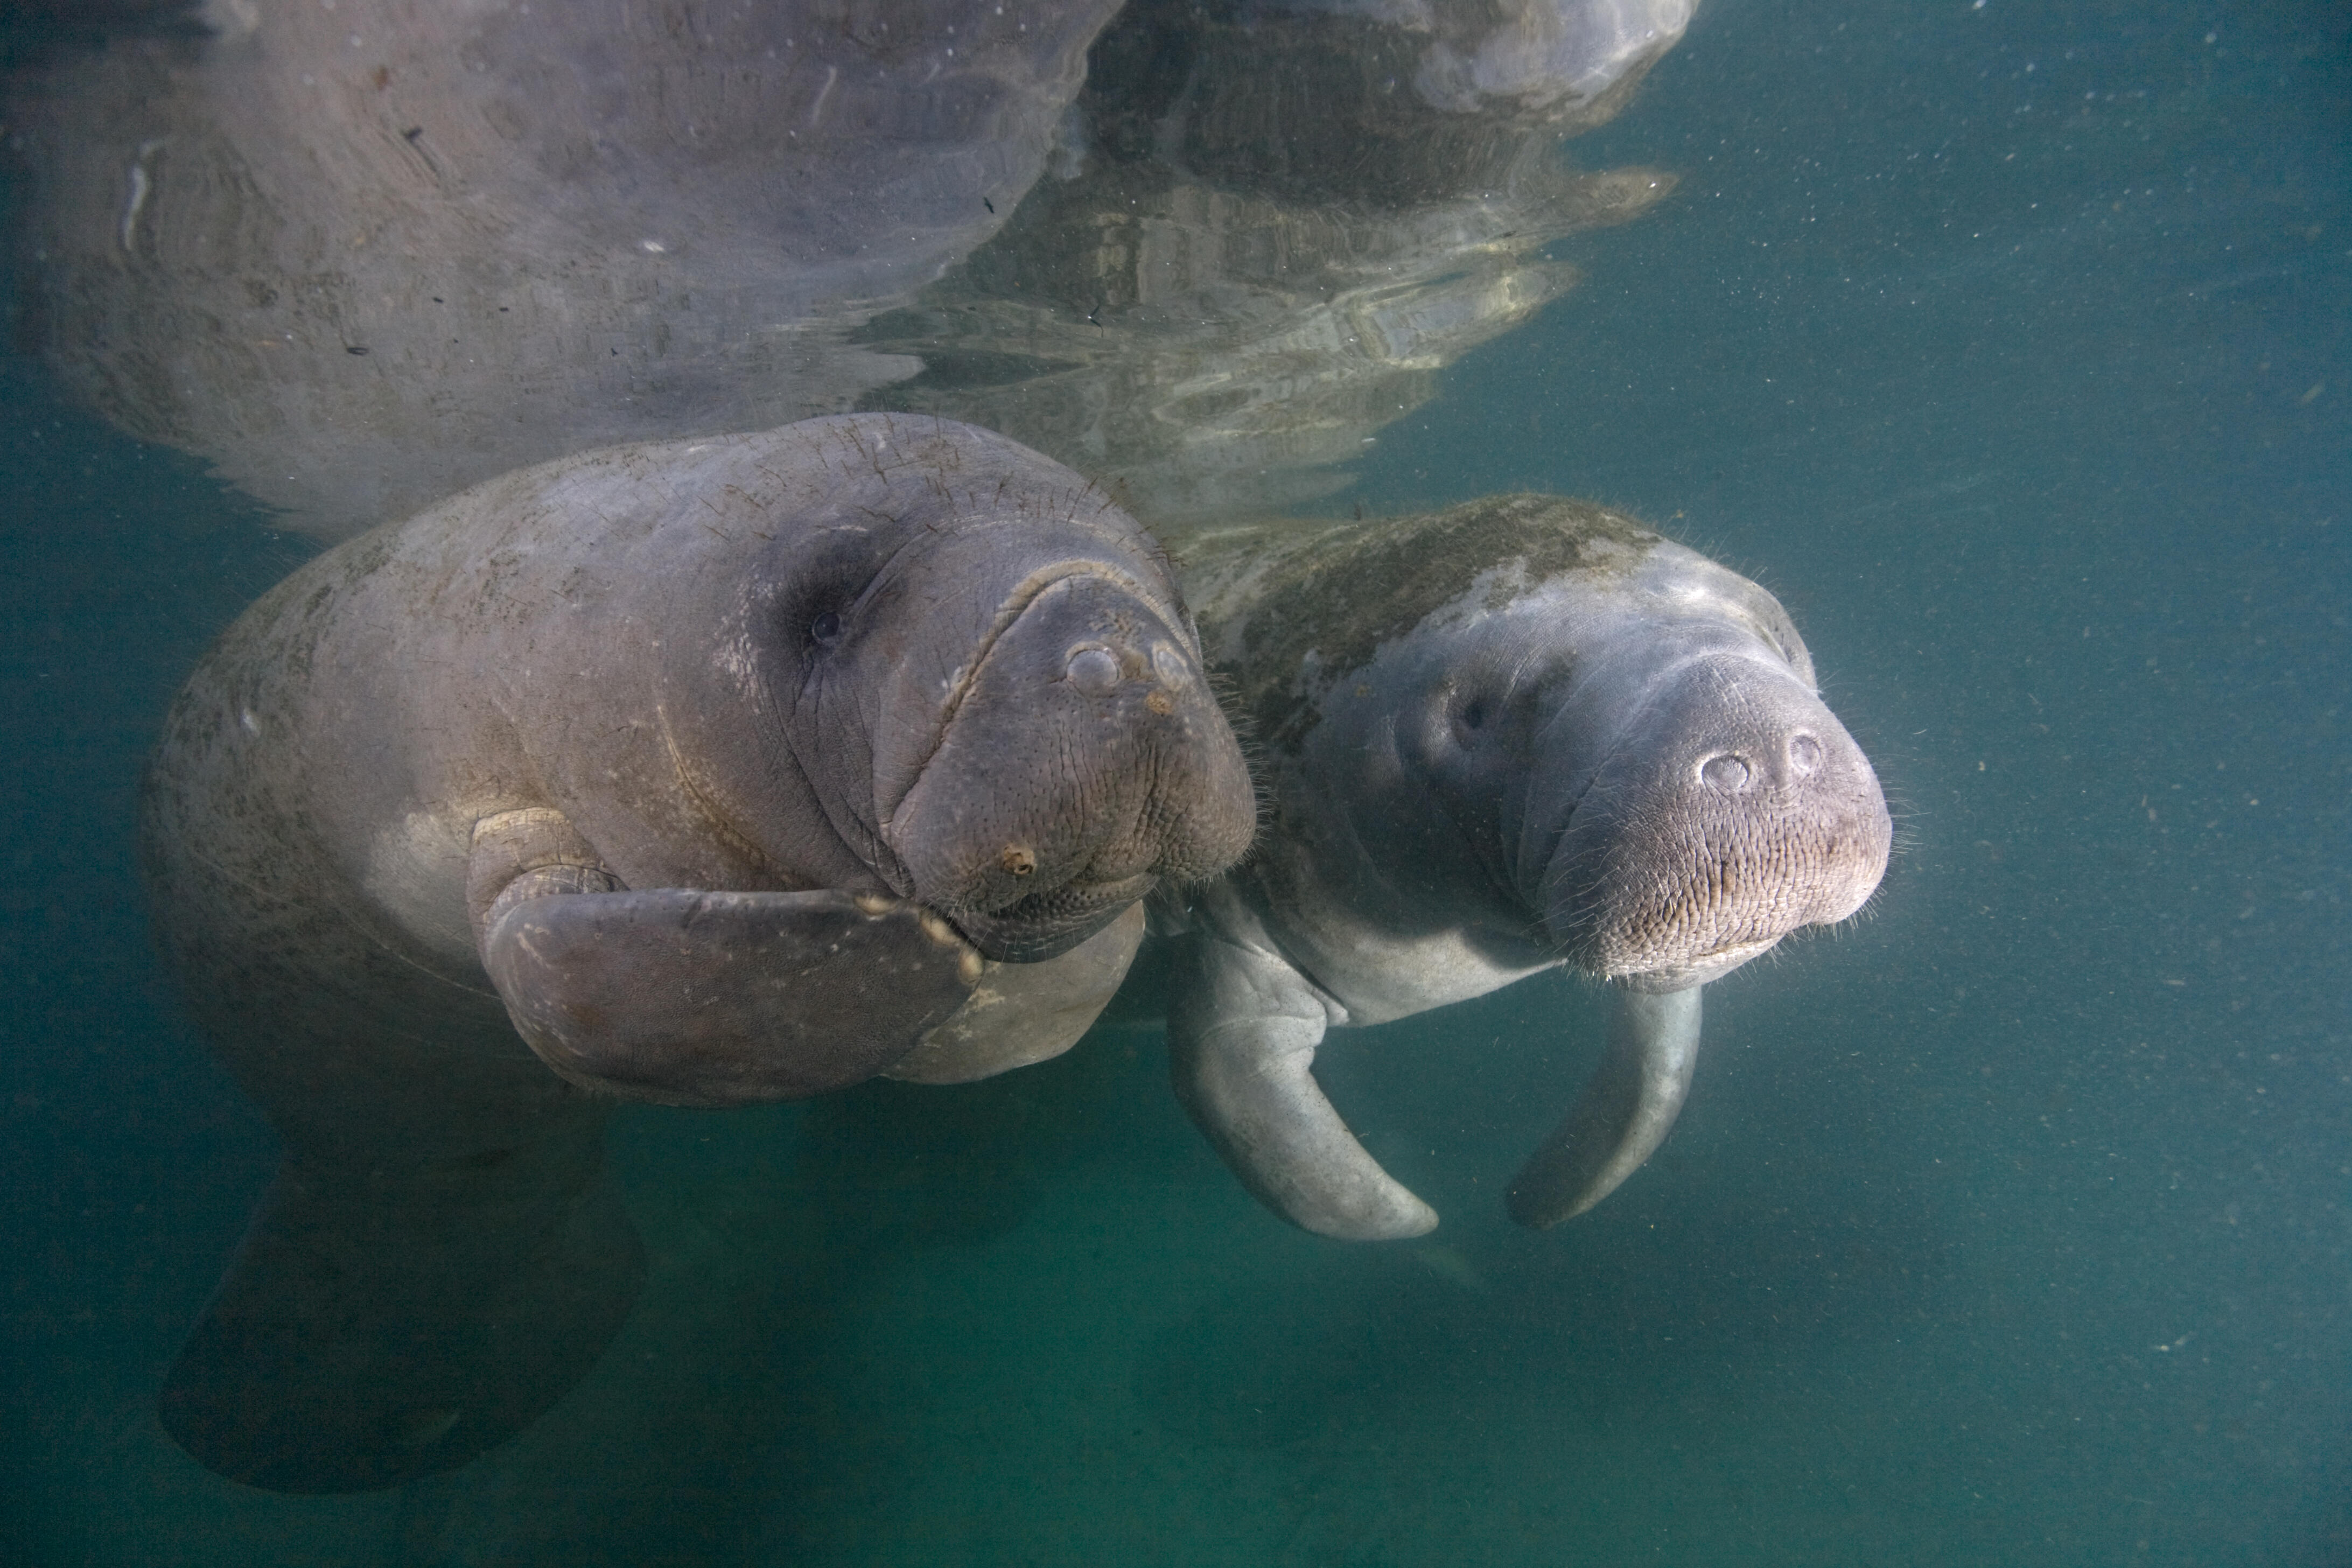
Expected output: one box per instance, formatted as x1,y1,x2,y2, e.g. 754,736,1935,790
143,414,1252,1490
1159,495,1891,1241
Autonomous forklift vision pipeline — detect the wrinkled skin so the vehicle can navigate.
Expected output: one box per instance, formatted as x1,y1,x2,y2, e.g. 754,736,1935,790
141,414,1252,1490
1157,494,1891,1240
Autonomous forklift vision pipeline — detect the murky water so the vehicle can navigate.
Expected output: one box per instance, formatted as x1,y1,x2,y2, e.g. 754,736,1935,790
2,2,2343,1563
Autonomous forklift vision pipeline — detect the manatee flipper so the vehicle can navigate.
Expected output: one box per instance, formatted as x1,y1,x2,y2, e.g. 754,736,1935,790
482,888,980,1106
885,902,1147,1084
1506,985,1703,1228
158,1113,641,1494
1167,935,1438,1241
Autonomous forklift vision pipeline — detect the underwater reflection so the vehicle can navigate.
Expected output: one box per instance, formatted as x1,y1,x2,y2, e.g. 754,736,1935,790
10,0,1690,536
862,0,1685,521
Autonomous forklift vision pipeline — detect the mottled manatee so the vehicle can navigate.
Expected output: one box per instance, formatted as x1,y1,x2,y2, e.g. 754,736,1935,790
1157,494,1889,1239
142,414,1253,1490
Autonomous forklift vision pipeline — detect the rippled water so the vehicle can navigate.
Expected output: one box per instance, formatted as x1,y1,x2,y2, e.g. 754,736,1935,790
2,2,2344,1563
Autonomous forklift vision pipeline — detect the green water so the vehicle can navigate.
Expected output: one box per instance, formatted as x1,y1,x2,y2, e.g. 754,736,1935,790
2,1,2343,1563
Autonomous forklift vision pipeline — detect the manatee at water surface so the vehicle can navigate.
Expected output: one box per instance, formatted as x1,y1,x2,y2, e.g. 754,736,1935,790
1155,494,1891,1241
141,414,1253,1490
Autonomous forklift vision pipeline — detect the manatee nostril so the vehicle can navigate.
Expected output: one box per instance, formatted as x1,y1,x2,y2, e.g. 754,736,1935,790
1789,733,1822,775
1149,640,1191,690
1700,753,1752,793
999,845,1037,877
1066,645,1122,696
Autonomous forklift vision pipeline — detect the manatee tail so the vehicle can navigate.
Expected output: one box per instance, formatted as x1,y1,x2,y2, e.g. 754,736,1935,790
159,1111,641,1493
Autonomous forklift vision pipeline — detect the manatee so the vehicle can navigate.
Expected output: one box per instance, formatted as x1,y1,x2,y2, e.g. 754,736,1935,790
1157,494,1891,1240
142,414,1254,1490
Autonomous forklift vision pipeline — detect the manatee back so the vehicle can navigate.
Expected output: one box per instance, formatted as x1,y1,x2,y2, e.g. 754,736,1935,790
1174,494,1664,752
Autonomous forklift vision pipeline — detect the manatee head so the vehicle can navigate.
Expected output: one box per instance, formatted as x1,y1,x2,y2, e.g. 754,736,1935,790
1525,540,1892,989
717,416,1254,961
1244,499,1889,985
1173,496,1892,1240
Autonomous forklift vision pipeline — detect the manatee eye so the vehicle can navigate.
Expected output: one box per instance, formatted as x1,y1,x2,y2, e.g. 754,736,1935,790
810,610,843,646
1446,692,1489,750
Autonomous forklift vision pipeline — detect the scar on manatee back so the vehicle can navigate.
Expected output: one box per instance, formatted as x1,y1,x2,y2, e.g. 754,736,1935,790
1181,494,1661,753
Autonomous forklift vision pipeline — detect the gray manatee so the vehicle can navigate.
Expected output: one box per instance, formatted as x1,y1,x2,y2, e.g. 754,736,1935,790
142,413,1252,1490
1159,495,1890,1240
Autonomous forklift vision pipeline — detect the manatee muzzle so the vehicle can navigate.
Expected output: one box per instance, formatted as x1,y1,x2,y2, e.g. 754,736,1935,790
1485,654,1892,1228
1542,652,1891,988
887,568,1255,962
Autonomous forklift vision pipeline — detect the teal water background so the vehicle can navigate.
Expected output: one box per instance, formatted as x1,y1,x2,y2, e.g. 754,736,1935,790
2,1,2344,1563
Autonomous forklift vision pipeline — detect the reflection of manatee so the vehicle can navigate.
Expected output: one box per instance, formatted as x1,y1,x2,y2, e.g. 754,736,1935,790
858,0,1686,521
1077,0,1691,202
143,414,1253,1491
9,1,1690,535
859,158,1674,522
1318,0,1698,120
8,0,1125,536
1157,495,1891,1239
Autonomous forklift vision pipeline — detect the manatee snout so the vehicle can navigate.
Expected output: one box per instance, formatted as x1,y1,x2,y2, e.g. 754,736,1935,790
1545,653,1891,989
1497,652,1888,1230
890,569,1256,961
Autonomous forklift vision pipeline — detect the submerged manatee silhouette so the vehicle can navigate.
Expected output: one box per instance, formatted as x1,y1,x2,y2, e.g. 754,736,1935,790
1157,495,1892,1239
143,414,1252,1492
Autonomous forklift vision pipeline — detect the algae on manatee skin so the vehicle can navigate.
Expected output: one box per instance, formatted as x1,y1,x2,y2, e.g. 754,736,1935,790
1172,494,1661,753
